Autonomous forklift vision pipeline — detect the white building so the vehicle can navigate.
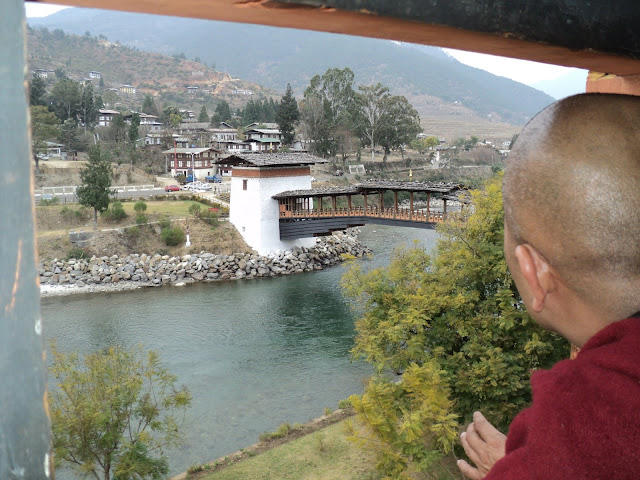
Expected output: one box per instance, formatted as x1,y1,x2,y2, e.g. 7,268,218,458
220,153,326,254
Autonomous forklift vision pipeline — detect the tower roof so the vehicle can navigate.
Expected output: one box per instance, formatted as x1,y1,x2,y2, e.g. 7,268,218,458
217,153,327,167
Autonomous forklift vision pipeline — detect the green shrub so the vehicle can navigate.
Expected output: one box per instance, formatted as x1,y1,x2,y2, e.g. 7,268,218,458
66,247,87,261
200,210,219,227
258,422,297,442
61,205,87,221
188,203,201,217
161,226,184,246
126,226,140,240
103,201,127,221
158,216,171,229
338,398,353,410
40,196,60,206
135,213,148,225
133,200,147,213
156,248,170,256
187,464,204,475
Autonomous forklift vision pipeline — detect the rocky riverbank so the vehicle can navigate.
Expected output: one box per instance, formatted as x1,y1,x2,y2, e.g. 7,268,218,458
39,230,370,298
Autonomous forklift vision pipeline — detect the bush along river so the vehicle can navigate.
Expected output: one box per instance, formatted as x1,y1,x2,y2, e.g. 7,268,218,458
41,224,439,476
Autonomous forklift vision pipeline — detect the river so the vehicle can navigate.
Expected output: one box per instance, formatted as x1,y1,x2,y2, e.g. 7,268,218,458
41,224,439,476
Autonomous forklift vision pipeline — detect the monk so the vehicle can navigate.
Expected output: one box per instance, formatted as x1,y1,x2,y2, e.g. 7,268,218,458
457,93,640,479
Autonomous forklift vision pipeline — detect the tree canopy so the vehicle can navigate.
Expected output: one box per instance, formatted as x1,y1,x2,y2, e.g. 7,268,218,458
211,100,232,125
50,344,192,480
342,174,568,478
299,67,421,160
30,105,60,172
51,77,81,122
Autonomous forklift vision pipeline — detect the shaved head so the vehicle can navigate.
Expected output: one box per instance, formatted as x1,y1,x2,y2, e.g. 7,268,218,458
504,94,640,318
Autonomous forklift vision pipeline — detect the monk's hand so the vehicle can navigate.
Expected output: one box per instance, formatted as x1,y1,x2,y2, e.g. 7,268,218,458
457,411,506,480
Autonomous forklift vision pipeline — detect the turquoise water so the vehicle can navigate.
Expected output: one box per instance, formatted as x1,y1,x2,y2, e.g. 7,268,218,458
41,224,439,475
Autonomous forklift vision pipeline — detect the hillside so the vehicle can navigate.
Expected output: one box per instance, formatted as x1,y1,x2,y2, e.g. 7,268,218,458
29,8,555,128
26,26,277,111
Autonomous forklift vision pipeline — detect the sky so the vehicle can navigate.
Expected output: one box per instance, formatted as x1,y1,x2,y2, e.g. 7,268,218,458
24,3,585,94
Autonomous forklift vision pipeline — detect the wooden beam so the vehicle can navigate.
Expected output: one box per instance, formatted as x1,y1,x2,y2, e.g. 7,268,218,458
31,0,640,75
394,191,398,219
586,72,640,95
410,191,414,220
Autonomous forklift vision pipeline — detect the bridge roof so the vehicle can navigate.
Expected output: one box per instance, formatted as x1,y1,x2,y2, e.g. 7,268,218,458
273,181,462,200
356,180,461,194
216,152,328,167
273,186,360,199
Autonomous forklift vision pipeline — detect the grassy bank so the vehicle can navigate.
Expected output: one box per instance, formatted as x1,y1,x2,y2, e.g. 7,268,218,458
36,197,250,260
185,419,378,480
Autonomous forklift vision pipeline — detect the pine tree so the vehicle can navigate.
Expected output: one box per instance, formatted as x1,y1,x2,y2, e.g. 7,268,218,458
142,94,159,116
76,145,113,230
198,105,209,123
276,84,300,146
129,113,141,150
29,76,47,106
211,100,232,124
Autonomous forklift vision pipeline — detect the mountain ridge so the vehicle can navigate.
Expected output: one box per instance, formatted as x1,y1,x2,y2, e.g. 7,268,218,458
29,7,554,127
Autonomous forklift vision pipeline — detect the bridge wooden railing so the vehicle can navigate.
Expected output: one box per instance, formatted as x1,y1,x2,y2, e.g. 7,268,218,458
279,207,446,223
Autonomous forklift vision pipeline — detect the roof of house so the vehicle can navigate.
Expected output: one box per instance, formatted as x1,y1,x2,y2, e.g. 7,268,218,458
244,122,279,130
245,128,282,135
179,122,210,130
161,147,221,154
98,109,120,115
216,152,327,167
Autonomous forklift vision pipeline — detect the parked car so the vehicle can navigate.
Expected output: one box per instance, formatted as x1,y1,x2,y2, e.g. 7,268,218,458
164,185,181,192
205,174,223,183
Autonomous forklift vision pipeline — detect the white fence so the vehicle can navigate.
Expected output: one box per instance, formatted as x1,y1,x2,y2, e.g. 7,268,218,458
35,185,156,195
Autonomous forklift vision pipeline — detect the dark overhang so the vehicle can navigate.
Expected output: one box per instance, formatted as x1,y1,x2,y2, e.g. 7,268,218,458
29,0,640,75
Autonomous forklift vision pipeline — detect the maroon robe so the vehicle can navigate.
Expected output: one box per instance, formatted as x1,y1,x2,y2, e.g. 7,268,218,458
485,316,640,479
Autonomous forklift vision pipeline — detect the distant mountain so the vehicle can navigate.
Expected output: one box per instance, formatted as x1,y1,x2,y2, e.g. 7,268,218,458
29,8,555,125
25,27,276,112
532,69,588,99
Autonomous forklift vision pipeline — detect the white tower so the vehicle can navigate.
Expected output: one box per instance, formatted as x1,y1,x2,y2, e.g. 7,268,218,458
225,153,324,255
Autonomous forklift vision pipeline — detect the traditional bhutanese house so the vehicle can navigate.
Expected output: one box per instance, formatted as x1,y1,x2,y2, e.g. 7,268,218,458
119,84,136,94
162,146,222,179
215,152,327,254
97,108,120,127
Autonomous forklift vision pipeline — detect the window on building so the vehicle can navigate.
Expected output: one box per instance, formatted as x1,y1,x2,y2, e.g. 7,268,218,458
243,180,248,191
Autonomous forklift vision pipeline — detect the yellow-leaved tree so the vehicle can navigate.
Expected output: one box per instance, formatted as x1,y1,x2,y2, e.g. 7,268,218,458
342,174,567,479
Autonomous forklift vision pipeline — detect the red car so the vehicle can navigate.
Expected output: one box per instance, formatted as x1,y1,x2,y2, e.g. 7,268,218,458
164,185,181,192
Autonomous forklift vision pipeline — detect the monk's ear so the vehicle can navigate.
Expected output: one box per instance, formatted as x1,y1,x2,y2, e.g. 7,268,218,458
514,244,556,312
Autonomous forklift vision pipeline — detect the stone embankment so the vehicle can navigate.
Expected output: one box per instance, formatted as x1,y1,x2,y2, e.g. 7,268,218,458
39,230,370,297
